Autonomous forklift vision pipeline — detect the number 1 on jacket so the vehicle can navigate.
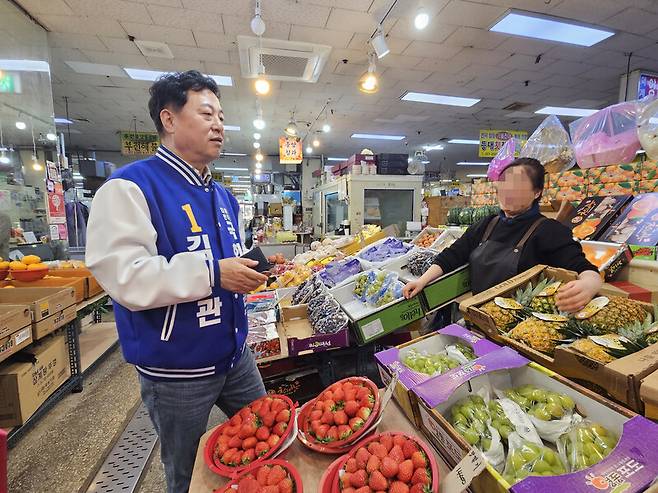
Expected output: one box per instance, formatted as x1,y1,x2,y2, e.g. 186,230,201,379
182,203,203,233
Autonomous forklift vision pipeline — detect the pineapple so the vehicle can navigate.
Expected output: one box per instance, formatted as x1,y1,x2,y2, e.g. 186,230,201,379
529,275,559,314
584,296,648,333
606,310,658,359
480,279,549,333
508,316,564,354
570,339,616,364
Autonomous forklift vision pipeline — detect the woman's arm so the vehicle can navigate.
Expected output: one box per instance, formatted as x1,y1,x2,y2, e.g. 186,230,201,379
555,270,603,313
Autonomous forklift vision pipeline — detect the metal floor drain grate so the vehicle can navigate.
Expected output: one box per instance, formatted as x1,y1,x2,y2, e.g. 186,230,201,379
86,403,158,493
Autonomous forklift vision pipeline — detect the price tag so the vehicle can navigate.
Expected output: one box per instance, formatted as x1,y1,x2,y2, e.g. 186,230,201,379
440,447,487,493
498,398,542,445
361,318,384,339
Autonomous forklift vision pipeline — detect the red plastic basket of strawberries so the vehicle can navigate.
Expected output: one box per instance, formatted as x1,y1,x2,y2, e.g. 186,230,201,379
205,395,298,477
213,459,303,493
297,377,381,454
321,431,440,493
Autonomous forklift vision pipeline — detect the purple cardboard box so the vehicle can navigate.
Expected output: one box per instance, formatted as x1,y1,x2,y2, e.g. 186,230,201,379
374,324,501,425
281,304,350,356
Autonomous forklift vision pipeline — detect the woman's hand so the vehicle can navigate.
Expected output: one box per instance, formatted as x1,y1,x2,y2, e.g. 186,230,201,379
555,271,602,313
403,280,426,299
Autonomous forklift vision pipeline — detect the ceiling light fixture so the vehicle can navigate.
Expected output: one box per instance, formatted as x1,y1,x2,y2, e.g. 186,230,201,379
221,152,248,157
466,174,488,178
214,166,250,171
306,146,313,154
223,125,240,131
371,28,390,59
250,0,266,36
351,133,405,141
0,121,8,165
448,139,480,145
253,142,261,149
253,104,266,130
255,77,270,95
255,151,263,161
124,68,232,85
284,117,298,137
358,53,379,94
54,117,73,125
0,59,49,72
0,151,9,165
535,106,599,117
15,121,26,130
253,133,261,140
490,10,614,47
326,157,346,161
423,144,444,151
312,138,320,147
401,91,481,107
255,162,262,169
414,8,430,30
322,122,331,133
457,162,489,166
46,132,57,141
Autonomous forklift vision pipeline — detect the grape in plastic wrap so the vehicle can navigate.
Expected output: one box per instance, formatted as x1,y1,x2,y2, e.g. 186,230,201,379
638,96,658,161
520,114,575,173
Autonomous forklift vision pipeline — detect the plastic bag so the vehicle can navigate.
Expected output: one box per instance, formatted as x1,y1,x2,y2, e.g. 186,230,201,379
359,237,412,263
502,432,567,485
401,348,462,375
445,341,476,363
373,281,403,307
570,101,641,168
638,96,658,160
521,115,575,173
319,257,362,287
487,138,516,181
353,271,375,302
556,418,619,472
366,272,398,305
489,398,542,445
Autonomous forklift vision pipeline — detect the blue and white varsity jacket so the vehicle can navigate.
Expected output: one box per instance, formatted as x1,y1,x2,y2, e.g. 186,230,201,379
86,145,247,380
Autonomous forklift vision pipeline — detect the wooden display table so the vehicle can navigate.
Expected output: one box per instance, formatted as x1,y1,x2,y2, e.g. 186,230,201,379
189,400,451,492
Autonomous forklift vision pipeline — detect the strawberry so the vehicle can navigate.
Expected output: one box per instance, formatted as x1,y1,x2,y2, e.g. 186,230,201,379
344,400,359,417
256,465,271,485
259,400,271,418
267,465,287,485
310,419,321,433
315,424,330,441
221,448,238,465
323,390,334,401
389,445,405,464
392,435,407,448
380,434,394,452
354,487,372,493
403,440,419,460
355,447,371,469
241,448,256,465
342,489,356,493
359,396,374,410
229,414,242,427
237,477,260,493
310,409,323,421
271,399,286,413
255,441,269,457
215,442,228,457
239,421,258,439
345,458,358,473
327,426,339,442
276,409,291,423
240,407,254,420
267,434,280,448
262,411,276,428
368,442,388,460
390,481,410,493
411,451,428,469
381,457,399,478
273,421,288,437
333,387,345,402
261,486,279,493
369,470,388,491
411,468,430,485
228,435,242,449
256,426,270,441
338,424,353,440
242,437,258,450
324,400,337,413
224,425,240,437
366,454,381,474
357,407,371,421
314,400,325,412
349,417,365,431
357,387,371,401
409,485,428,493
251,400,263,415
321,410,335,426
342,381,354,391
341,472,353,488
279,477,293,493
351,469,367,488
345,389,357,402
397,460,414,482
334,410,349,426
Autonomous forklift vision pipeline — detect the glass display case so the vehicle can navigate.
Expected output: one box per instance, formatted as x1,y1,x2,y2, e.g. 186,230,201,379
324,191,348,234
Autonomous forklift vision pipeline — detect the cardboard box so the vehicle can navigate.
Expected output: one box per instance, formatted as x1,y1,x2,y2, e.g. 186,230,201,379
268,203,283,216
588,162,641,184
640,160,658,180
47,268,103,298
555,186,586,203
550,168,588,188
0,305,31,340
640,369,658,420
0,326,32,365
0,287,75,322
637,179,658,193
566,195,633,241
0,333,71,427
629,245,657,260
580,241,634,281
412,348,658,493
425,196,469,227
421,264,471,311
279,304,349,356
32,304,77,340
600,192,658,245
348,153,378,167
0,277,86,304
600,280,658,304
374,324,500,426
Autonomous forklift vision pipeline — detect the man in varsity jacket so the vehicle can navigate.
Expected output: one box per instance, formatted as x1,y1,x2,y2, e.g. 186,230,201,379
86,71,268,493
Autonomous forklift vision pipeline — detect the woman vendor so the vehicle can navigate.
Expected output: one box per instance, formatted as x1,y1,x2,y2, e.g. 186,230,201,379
403,157,602,313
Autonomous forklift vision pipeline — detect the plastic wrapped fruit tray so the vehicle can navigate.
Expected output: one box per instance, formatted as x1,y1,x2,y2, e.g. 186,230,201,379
213,459,303,493
204,394,298,477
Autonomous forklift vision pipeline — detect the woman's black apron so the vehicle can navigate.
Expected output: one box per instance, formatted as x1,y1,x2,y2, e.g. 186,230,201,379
469,215,548,294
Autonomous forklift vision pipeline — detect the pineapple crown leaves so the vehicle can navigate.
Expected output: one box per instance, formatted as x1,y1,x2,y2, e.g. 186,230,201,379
606,313,657,359
557,319,603,345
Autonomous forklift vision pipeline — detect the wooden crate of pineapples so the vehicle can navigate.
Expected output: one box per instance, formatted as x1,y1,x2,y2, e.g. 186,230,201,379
460,264,658,413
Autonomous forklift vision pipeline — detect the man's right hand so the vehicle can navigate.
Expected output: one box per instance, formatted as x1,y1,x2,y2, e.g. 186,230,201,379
219,258,269,294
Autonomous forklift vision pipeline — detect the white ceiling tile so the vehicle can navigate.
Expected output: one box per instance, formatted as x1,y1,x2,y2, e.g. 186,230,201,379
377,53,425,69
596,32,655,53
147,5,221,31
120,22,196,46
442,26,507,50
180,0,251,16
82,51,147,67
402,41,462,60
16,0,74,15
50,47,91,62
348,34,411,55
137,0,183,6
437,0,507,29
100,37,144,55
290,25,353,48
540,59,595,77
494,37,559,57
302,0,373,10
48,33,107,51
381,67,432,82
475,0,561,10
64,0,153,23
192,30,234,49
548,0,626,24
167,45,230,64
540,74,588,88
326,8,378,34
417,58,470,74
464,77,512,91
457,63,511,80
498,53,544,71
262,0,331,29
543,45,593,63
578,65,624,81
40,15,127,37
456,47,510,66
601,8,658,35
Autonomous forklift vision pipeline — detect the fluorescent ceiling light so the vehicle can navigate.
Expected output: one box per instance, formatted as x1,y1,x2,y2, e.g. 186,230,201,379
440,180,453,183
457,162,489,166
467,174,488,178
414,9,430,30
327,157,347,161
423,144,444,151
351,133,405,141
54,117,74,125
214,167,250,171
224,125,240,131
0,59,49,72
221,152,247,156
490,10,614,47
124,68,232,86
421,160,430,164
448,139,480,145
535,106,598,117
401,92,480,107
65,61,126,77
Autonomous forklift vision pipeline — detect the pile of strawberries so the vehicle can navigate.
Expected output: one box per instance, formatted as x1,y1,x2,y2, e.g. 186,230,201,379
210,395,294,471
336,433,435,493
301,378,379,448
220,460,302,493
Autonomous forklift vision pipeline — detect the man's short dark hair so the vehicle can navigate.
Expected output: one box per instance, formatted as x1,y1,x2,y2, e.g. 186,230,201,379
148,70,220,135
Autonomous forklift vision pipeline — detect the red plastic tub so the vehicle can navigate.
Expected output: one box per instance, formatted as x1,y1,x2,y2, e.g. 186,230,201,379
213,459,303,493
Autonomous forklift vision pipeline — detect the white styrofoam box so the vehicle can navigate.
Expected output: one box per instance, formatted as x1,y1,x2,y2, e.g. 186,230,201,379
411,226,446,249
330,270,405,321
357,236,416,270
385,248,435,283
431,227,465,252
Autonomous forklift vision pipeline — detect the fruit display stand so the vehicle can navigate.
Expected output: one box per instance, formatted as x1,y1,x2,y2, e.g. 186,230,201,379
411,348,658,493
0,276,86,304
0,304,33,364
188,391,452,492
47,267,103,299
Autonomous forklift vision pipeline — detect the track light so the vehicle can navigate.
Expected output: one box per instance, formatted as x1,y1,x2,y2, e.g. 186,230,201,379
32,156,42,171
255,162,262,170
306,146,313,154
322,122,331,133
253,133,261,140
312,138,320,147
284,119,298,137
255,151,263,161
253,107,265,130
371,28,390,59
358,55,379,94
255,77,270,95
253,142,261,149
414,8,430,30
15,121,26,130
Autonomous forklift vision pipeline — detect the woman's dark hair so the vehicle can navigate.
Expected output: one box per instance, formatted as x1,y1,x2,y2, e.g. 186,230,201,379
504,157,545,205
148,70,220,135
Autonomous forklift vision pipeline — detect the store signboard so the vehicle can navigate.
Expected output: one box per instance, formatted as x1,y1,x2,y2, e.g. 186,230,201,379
638,73,658,99
120,131,159,155
478,129,527,158
46,181,66,224
279,136,302,164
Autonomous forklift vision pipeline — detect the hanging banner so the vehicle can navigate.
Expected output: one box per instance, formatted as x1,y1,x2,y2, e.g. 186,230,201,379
120,131,160,155
479,129,527,158
638,73,658,99
46,180,66,224
279,136,303,164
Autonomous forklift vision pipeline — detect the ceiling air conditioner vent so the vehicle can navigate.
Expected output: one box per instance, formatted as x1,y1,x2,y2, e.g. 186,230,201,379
237,35,332,83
